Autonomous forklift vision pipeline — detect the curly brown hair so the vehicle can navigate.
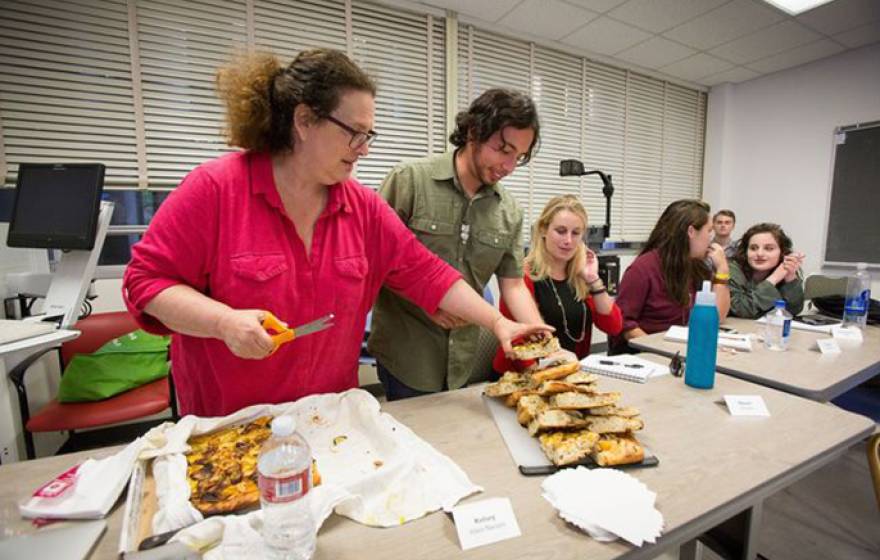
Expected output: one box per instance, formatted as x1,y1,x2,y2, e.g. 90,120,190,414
216,49,376,153
733,223,793,278
449,88,540,165
641,199,712,306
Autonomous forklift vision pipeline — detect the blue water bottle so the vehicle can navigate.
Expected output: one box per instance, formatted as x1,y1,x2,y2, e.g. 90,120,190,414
685,280,719,389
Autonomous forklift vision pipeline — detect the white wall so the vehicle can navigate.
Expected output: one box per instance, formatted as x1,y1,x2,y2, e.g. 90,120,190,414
703,43,880,295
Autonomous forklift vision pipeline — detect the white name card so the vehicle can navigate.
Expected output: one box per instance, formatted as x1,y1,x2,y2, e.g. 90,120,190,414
452,497,521,550
817,338,842,355
724,395,770,417
831,325,863,345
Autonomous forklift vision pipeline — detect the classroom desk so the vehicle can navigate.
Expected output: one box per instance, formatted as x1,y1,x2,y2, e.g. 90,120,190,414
0,371,873,560
629,318,880,402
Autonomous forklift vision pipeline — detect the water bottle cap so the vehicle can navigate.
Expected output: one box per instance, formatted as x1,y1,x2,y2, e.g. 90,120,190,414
774,299,786,308
695,280,716,306
271,415,296,437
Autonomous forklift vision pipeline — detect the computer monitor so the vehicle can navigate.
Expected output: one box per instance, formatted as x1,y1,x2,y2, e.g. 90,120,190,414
6,163,105,250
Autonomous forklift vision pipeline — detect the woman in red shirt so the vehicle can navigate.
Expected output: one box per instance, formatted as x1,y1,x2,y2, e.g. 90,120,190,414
123,49,550,416
610,199,730,354
493,195,623,374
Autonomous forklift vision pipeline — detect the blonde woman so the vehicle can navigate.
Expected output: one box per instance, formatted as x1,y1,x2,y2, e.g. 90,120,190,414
493,195,623,373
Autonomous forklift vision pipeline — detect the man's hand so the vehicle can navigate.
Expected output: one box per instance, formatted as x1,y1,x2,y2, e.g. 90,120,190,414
216,309,276,359
428,309,469,330
492,316,554,356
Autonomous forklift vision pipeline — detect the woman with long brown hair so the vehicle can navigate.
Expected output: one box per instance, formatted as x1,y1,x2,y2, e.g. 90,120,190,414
123,49,550,416
610,199,730,354
493,195,623,373
729,223,804,318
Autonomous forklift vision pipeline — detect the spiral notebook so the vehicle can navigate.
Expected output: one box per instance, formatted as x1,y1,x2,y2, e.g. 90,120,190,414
579,354,667,383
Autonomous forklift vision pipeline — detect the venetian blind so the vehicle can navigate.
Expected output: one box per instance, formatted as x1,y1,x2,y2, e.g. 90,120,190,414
456,24,706,241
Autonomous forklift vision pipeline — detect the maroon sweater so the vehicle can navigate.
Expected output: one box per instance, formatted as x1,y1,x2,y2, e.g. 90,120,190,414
611,250,695,350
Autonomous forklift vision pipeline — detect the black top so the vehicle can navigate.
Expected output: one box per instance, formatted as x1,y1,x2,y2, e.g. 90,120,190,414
534,277,590,353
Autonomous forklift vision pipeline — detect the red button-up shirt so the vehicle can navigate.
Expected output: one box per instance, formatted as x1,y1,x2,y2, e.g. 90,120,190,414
123,151,460,416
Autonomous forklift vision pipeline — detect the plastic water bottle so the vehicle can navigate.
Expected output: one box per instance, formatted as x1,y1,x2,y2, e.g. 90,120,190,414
763,300,792,351
842,263,872,329
258,416,316,560
685,281,719,389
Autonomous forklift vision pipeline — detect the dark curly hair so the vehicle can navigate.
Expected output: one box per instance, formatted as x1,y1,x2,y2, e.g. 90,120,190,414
641,199,712,306
217,49,376,153
733,223,794,278
449,88,540,164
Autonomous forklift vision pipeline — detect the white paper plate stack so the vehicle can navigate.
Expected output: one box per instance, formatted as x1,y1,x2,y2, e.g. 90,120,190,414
541,467,664,546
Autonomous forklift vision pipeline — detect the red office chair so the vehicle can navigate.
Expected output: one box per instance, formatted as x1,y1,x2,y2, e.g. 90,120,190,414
9,311,177,460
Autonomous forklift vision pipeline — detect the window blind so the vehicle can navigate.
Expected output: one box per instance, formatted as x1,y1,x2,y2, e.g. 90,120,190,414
0,0,139,186
456,24,706,241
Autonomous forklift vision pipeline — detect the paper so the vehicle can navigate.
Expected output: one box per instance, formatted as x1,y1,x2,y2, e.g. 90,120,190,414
580,354,668,383
665,325,753,351
756,316,839,334
817,338,842,355
831,325,863,346
724,395,770,417
452,497,521,550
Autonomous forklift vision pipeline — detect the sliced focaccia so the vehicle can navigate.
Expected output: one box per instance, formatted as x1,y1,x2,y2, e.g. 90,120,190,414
527,409,588,436
586,415,645,434
511,336,561,360
484,371,531,398
504,388,538,408
588,405,641,417
562,371,598,385
538,429,601,466
591,433,645,466
516,394,549,425
549,391,622,410
529,360,580,384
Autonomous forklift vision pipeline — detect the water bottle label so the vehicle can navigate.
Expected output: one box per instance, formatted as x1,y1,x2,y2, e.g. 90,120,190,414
844,291,869,314
782,318,791,339
259,468,310,503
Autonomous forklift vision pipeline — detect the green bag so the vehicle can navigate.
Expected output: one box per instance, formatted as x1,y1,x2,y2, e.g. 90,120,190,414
57,329,171,403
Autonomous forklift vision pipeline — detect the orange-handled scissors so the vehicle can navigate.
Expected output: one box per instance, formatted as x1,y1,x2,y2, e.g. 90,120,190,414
262,312,335,354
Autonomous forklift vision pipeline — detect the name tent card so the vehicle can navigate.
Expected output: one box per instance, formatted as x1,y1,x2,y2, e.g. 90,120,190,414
724,395,770,417
452,497,521,550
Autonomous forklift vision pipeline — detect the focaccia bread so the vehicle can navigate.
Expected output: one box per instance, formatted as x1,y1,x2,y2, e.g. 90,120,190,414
538,429,600,466
504,388,538,408
562,371,599,385
186,416,273,516
516,394,548,425
484,371,531,397
591,433,645,466
511,336,561,360
527,409,588,436
549,391,622,410
529,360,580,384
586,415,645,434
588,405,641,417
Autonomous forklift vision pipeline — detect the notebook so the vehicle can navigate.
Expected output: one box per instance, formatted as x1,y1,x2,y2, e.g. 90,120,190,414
579,354,668,383
664,325,754,351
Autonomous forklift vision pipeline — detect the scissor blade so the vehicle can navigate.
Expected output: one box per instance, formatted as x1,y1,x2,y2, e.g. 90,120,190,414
295,314,335,337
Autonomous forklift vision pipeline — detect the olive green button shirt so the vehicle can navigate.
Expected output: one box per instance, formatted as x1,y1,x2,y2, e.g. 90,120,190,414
729,261,805,318
367,151,525,392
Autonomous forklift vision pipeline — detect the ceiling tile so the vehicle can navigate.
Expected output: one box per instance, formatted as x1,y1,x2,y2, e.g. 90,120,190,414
710,20,822,64
660,52,735,81
561,0,629,13
609,0,728,34
498,0,598,40
615,35,696,68
702,65,760,86
663,0,786,50
561,15,652,54
796,0,880,35
746,38,845,74
832,21,880,48
414,0,522,22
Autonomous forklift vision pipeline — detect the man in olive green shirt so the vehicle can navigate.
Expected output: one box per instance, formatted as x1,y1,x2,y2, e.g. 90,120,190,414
368,88,546,400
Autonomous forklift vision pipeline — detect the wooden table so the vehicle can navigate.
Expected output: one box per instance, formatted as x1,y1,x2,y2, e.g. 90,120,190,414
0,371,873,560
630,318,880,402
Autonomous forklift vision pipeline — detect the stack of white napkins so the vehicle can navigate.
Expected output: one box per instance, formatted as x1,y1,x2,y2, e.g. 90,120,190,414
541,467,663,546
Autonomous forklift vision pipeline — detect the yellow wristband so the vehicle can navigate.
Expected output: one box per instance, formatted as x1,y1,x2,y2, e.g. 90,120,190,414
714,272,730,281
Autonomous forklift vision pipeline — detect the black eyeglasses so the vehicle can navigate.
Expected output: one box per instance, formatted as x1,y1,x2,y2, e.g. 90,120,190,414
325,115,378,149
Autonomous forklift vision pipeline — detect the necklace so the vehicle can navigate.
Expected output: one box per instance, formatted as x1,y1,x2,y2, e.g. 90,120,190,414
546,278,588,343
